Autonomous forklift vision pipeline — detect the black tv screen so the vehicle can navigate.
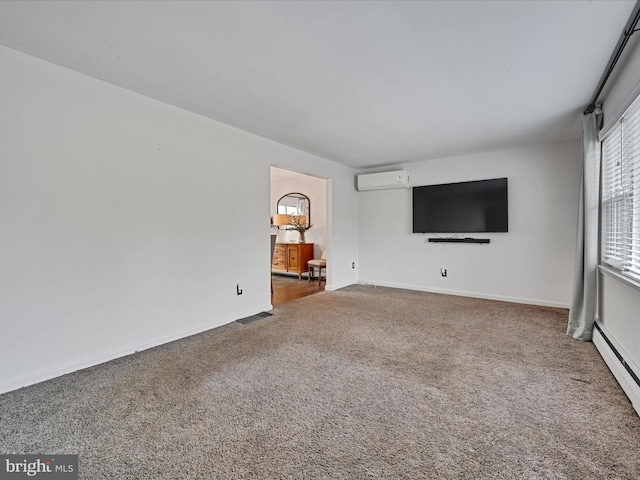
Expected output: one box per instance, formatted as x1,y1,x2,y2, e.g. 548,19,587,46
412,178,508,233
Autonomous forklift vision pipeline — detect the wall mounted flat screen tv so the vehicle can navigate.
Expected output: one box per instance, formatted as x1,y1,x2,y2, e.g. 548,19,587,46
412,178,508,233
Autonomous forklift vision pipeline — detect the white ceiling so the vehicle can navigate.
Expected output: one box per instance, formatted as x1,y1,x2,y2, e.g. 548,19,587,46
0,1,635,169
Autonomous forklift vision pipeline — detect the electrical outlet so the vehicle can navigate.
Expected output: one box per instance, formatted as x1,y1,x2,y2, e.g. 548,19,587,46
352,262,356,269
236,283,243,295
441,268,447,277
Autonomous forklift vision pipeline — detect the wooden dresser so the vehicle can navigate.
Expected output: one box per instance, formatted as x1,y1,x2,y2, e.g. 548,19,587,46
272,243,314,280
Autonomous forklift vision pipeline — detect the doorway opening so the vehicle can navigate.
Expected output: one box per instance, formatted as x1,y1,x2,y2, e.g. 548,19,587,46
270,166,328,305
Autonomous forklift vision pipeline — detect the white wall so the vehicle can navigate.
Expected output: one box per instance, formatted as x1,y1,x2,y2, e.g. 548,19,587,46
270,168,327,258
0,45,358,393
597,266,640,415
601,33,640,133
599,272,640,370
357,140,582,307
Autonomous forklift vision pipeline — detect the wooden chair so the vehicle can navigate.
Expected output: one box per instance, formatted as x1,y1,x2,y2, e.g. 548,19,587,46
307,250,327,285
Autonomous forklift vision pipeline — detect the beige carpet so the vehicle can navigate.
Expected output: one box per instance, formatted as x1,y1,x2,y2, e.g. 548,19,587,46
1,285,638,479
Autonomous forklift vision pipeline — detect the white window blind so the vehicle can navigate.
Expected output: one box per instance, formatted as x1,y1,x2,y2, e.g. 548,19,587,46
602,94,640,281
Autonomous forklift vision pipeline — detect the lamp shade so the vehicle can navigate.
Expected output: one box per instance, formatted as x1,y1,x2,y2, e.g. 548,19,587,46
273,214,292,226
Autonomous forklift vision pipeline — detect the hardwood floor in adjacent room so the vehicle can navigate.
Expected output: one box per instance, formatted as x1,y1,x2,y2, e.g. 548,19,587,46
271,273,325,306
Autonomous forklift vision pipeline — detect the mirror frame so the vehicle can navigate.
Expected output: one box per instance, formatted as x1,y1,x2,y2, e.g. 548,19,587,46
276,192,310,227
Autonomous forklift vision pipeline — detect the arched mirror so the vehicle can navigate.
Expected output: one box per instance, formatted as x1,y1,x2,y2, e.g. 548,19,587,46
277,192,310,227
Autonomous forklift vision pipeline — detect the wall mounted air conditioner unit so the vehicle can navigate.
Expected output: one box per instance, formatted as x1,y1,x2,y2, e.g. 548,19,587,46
356,169,410,191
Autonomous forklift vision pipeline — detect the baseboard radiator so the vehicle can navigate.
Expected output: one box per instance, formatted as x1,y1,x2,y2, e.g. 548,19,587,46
593,322,640,416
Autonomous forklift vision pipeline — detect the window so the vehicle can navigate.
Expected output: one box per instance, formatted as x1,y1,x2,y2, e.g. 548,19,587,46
601,95,640,281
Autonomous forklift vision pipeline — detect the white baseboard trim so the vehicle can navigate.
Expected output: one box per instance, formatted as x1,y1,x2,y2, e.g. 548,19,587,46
0,304,272,395
325,281,356,291
593,326,640,417
356,280,569,309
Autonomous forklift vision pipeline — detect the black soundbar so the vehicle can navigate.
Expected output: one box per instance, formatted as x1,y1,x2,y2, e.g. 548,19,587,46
428,238,490,244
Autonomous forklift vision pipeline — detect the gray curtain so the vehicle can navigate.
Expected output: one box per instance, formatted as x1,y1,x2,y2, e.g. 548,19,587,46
567,111,601,341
